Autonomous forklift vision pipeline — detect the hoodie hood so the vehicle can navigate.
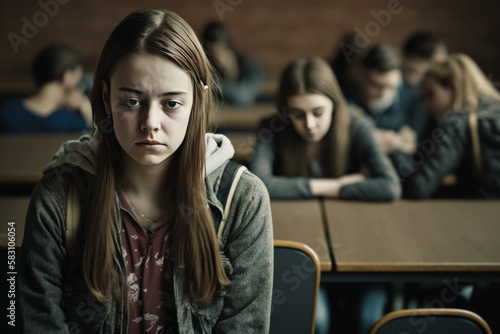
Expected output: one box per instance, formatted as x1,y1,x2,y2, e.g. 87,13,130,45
205,133,234,175
42,132,234,177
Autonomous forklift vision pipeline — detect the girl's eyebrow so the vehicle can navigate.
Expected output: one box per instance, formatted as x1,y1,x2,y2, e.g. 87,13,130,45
118,87,188,97
289,106,325,113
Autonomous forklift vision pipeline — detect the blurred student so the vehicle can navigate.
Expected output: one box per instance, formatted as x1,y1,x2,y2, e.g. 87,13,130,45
329,33,361,98
346,44,427,153
202,22,264,106
402,31,448,87
251,57,400,334
251,57,400,201
403,53,500,198
0,44,93,133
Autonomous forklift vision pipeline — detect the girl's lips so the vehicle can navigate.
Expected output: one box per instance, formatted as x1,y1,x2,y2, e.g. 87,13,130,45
136,141,165,149
137,140,163,145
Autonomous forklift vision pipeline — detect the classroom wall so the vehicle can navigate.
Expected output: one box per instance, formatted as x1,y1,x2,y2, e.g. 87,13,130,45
1,0,499,90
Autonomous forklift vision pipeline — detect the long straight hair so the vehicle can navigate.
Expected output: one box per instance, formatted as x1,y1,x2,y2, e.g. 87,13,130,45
274,57,351,177
82,9,229,306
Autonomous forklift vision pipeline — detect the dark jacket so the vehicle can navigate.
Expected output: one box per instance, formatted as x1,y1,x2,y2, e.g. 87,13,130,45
250,112,401,201
347,82,428,140
401,97,500,199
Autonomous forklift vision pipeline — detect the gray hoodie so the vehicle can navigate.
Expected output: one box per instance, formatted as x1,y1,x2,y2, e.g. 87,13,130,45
18,133,274,333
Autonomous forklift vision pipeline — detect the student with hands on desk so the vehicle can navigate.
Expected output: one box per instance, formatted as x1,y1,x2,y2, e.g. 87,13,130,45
251,57,401,201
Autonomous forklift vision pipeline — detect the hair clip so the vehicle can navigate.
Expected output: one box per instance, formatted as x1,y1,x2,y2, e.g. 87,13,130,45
201,81,208,91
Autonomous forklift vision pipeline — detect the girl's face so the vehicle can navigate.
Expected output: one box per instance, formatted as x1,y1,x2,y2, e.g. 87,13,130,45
103,53,194,168
422,78,455,119
287,94,334,143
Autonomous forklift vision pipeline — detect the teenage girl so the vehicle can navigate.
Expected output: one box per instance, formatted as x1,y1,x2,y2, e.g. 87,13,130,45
18,9,273,333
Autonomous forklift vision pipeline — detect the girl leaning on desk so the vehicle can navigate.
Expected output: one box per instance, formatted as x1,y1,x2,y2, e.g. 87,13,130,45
402,53,500,199
250,57,401,202
17,9,273,334
250,57,402,334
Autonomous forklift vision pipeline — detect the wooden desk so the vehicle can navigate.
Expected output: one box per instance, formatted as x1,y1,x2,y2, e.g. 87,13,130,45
210,103,276,131
0,197,30,248
0,133,84,183
323,200,500,272
271,200,332,271
225,133,256,162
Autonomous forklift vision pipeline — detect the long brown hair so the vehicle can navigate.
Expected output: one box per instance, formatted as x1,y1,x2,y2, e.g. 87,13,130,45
274,57,351,177
82,9,228,305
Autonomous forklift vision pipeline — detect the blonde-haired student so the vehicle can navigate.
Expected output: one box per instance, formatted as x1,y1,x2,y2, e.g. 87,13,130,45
403,53,500,198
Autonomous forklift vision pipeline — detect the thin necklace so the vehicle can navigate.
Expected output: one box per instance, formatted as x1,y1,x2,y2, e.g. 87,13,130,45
120,188,170,232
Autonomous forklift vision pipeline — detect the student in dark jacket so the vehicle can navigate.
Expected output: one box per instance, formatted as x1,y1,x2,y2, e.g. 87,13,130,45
402,31,448,88
251,57,401,201
402,53,500,198
347,44,428,152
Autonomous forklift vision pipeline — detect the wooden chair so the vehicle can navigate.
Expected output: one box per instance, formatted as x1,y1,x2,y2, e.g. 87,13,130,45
270,240,321,334
369,308,492,334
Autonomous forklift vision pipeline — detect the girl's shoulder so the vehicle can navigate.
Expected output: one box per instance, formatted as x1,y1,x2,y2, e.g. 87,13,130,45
36,164,94,209
209,160,268,202
347,108,376,136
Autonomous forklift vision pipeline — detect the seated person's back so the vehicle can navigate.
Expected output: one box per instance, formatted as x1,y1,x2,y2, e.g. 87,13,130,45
201,22,264,106
0,44,93,133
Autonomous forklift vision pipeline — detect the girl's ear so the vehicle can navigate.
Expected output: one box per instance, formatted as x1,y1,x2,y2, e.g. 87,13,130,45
102,81,111,116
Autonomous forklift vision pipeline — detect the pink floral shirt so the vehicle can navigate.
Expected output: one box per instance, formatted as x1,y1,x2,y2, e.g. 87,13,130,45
118,191,178,334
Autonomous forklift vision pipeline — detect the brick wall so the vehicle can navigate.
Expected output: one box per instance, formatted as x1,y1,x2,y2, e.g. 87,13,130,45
1,0,499,91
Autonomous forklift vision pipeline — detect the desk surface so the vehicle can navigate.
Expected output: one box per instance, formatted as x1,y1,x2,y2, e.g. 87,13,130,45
0,197,333,272
0,197,30,247
271,200,332,271
324,200,500,272
211,104,276,131
0,133,85,183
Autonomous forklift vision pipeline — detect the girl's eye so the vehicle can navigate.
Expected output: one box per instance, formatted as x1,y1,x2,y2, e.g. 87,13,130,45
313,112,324,117
125,99,141,107
165,101,181,109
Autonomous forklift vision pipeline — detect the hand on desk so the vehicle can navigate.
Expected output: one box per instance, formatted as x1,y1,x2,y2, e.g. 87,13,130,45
310,174,366,198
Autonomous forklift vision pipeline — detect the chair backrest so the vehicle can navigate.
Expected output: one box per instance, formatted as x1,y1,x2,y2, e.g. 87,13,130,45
369,308,492,334
270,240,321,334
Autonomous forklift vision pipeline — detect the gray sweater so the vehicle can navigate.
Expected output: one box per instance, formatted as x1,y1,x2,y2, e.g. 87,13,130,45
250,113,401,201
18,133,274,333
